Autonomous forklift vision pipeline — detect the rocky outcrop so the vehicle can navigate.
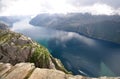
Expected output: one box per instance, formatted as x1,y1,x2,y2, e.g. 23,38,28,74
0,63,35,79
0,62,119,79
0,24,119,79
0,29,68,73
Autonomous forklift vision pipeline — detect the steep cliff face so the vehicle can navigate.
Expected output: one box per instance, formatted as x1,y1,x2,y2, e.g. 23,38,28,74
0,62,119,79
0,24,119,79
0,28,68,73
30,13,120,44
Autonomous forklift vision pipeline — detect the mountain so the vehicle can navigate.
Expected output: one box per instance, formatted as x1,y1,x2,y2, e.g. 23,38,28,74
0,19,120,79
0,16,30,27
0,16,19,27
30,13,120,43
0,22,9,30
0,23,68,73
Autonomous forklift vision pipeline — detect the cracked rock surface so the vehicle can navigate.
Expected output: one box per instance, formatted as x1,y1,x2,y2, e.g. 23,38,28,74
0,63,119,79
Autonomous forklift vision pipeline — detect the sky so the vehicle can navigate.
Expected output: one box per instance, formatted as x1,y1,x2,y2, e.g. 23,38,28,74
0,0,120,16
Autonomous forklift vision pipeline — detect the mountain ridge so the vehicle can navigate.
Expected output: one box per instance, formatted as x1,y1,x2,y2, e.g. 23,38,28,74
30,13,120,44
0,21,120,79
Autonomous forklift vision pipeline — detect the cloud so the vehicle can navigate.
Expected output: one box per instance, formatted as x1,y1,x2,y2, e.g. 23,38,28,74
67,0,120,8
55,31,96,46
11,18,58,40
0,0,16,11
77,3,116,15
0,0,44,16
0,0,120,16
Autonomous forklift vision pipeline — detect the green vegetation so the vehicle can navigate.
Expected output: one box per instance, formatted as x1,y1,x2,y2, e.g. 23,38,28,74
0,30,20,45
0,30,11,44
30,44,71,74
0,29,70,74
50,56,72,74
30,45,50,68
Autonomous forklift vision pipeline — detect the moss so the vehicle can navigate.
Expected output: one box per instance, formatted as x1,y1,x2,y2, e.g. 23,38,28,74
50,56,72,74
0,30,70,74
0,33,12,44
30,45,50,68
30,43,71,74
0,30,21,45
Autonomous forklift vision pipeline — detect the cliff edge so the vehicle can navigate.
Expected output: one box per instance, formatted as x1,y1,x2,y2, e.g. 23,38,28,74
0,23,119,79
0,62,119,79
0,26,68,73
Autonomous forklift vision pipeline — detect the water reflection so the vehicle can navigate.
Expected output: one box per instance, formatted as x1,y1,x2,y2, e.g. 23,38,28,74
12,19,120,77
47,34,120,77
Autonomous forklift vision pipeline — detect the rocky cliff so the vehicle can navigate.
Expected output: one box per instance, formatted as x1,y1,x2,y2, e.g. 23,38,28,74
0,62,119,79
0,28,68,73
0,23,120,79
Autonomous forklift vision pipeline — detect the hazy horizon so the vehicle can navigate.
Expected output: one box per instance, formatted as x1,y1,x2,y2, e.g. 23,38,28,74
0,0,120,16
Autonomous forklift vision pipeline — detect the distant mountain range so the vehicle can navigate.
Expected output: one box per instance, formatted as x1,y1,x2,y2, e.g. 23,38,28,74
0,16,31,27
0,21,9,30
30,13,120,43
0,16,120,79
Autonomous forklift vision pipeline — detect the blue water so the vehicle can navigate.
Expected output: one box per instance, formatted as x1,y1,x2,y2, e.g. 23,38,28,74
44,33,120,77
13,19,120,77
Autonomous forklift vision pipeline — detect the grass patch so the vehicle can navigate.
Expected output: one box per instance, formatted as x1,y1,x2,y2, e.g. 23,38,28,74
30,46,50,68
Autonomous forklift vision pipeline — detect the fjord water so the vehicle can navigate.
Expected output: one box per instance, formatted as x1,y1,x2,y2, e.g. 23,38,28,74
13,19,120,77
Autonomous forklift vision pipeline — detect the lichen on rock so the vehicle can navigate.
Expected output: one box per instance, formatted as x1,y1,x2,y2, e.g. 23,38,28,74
0,27,69,74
